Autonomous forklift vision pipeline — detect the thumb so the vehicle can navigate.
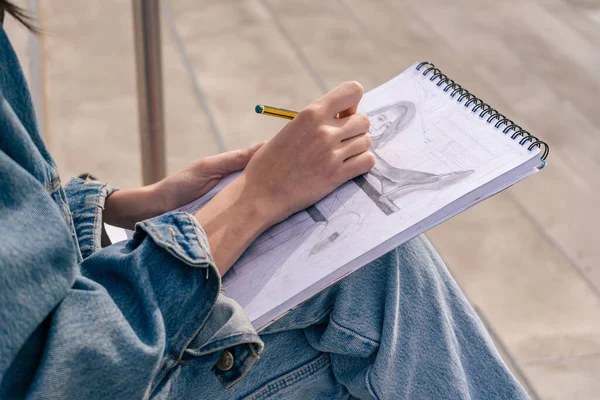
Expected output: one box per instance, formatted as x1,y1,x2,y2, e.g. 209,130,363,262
206,142,265,173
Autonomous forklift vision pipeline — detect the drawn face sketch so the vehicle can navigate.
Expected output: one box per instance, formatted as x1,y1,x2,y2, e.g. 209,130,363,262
366,101,416,150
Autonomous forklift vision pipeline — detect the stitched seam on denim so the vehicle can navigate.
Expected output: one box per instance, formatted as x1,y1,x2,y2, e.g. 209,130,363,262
153,284,219,391
185,333,262,360
91,192,99,253
364,365,381,400
58,192,82,258
151,272,219,393
167,226,191,253
70,182,109,257
172,274,218,352
47,177,61,194
329,315,380,345
142,219,210,265
168,227,177,242
188,213,214,263
143,222,202,264
245,353,330,400
151,364,170,393
147,237,218,392
151,357,180,396
90,187,104,255
169,256,221,354
45,176,60,192
145,215,219,392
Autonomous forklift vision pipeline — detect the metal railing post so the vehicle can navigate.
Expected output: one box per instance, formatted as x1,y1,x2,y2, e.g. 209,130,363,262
132,0,166,185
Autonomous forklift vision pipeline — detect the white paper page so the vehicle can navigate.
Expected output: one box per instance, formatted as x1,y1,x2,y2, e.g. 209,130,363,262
218,64,539,327
106,63,541,328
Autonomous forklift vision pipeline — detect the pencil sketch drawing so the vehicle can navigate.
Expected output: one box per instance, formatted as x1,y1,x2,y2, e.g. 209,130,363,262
305,100,474,256
220,75,489,317
355,100,474,214
132,69,538,328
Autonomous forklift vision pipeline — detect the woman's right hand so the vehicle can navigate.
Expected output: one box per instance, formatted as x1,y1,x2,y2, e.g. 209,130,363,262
242,81,374,225
195,81,374,275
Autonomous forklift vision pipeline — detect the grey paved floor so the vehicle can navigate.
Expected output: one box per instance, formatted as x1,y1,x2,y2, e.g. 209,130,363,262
5,0,600,398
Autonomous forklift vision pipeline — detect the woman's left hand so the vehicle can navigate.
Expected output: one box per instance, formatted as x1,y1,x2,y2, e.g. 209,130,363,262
103,143,263,229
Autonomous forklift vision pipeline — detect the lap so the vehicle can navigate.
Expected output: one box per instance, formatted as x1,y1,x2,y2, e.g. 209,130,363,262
260,233,452,338
165,235,526,399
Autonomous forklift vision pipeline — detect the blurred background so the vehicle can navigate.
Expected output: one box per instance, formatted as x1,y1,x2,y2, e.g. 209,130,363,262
5,1,600,398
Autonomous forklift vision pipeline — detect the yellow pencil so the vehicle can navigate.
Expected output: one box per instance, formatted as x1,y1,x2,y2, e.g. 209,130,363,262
255,104,298,120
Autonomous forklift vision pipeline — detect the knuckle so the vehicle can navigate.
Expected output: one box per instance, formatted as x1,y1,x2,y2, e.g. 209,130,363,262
327,149,339,163
364,134,373,148
318,124,333,136
315,126,334,143
331,148,344,162
302,104,321,119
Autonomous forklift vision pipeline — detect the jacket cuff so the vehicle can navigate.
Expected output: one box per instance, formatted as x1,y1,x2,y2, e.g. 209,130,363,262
134,211,214,267
133,213,263,389
64,178,117,260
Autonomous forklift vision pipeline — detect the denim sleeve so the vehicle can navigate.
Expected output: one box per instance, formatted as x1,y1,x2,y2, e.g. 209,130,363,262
63,177,117,260
0,150,79,399
25,212,224,398
45,180,263,394
1,21,264,397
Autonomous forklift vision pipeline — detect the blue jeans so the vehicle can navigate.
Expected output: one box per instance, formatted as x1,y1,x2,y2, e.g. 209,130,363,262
166,236,528,399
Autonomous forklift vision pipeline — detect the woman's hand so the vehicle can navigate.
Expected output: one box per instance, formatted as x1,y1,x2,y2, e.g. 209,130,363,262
242,81,374,224
152,143,264,211
195,81,375,275
103,143,263,230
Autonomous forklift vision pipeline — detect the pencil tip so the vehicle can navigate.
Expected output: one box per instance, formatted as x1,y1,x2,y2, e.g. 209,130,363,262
255,104,264,114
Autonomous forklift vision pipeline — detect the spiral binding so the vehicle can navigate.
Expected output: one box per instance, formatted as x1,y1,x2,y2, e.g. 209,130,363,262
415,62,549,161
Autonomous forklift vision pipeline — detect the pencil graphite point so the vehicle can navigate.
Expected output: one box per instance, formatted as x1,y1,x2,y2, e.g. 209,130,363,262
255,104,264,114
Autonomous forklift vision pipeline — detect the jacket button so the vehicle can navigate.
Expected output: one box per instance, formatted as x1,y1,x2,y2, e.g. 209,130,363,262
216,350,234,371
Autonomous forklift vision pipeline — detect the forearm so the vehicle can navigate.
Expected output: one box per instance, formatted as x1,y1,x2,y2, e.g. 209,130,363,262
103,185,165,230
195,174,272,277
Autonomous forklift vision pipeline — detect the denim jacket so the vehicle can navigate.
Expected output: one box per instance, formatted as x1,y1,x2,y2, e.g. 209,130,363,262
0,24,262,399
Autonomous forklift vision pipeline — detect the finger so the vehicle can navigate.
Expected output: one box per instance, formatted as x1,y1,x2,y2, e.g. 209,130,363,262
339,133,372,160
338,102,359,119
342,151,376,179
204,142,264,173
338,91,361,119
332,112,371,140
317,81,364,116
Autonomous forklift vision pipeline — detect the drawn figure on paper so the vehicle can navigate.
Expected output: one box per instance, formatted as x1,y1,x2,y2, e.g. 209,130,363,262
355,101,475,214
310,211,360,255
310,101,474,255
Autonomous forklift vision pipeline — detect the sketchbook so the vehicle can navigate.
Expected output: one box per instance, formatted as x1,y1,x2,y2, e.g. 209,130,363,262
106,62,549,330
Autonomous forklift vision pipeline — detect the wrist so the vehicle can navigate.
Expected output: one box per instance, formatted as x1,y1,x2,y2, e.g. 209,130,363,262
196,174,272,236
104,185,163,229
194,174,273,275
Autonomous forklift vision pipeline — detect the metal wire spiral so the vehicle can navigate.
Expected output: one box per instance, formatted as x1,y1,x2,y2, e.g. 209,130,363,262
416,61,549,161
